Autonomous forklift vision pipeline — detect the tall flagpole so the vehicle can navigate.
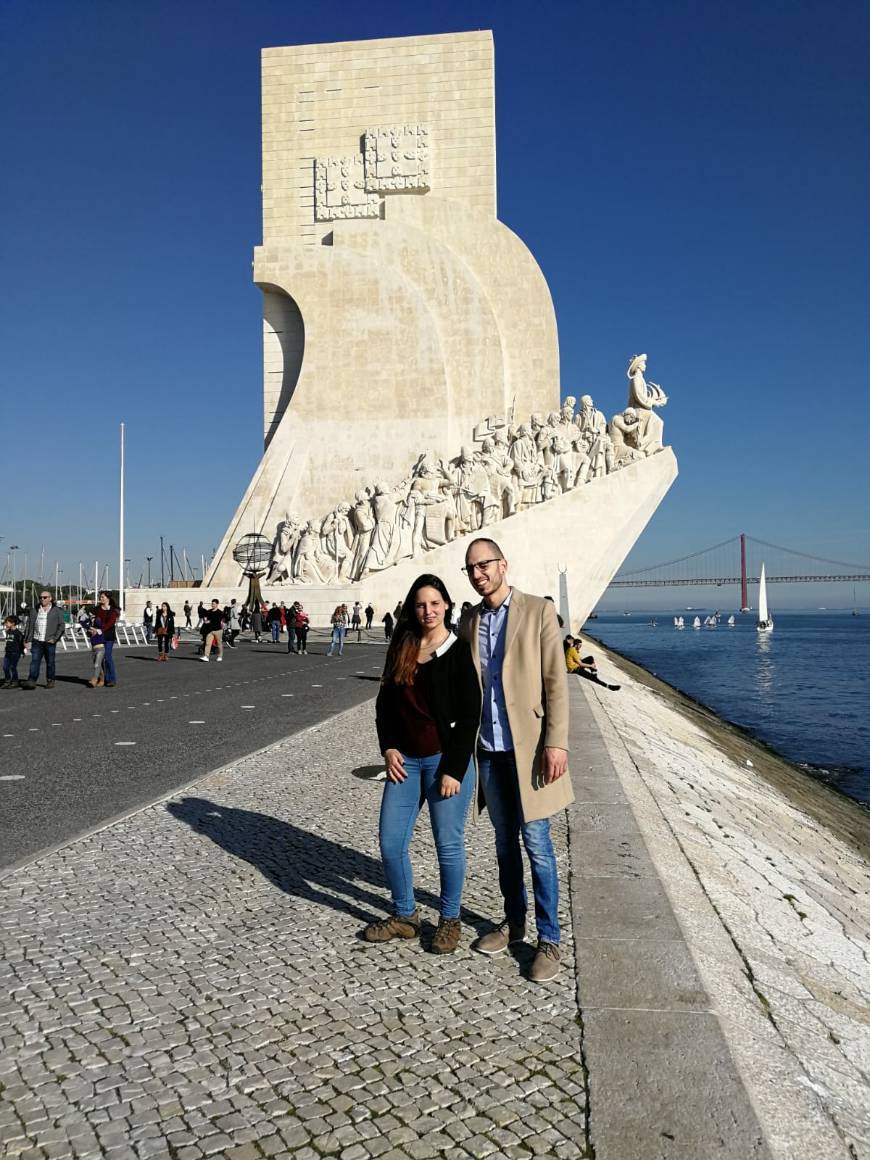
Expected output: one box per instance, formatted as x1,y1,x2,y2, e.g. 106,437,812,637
119,422,126,620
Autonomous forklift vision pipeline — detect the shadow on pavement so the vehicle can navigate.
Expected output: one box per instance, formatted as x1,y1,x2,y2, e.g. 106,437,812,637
167,795,489,931
351,764,387,780
167,795,439,923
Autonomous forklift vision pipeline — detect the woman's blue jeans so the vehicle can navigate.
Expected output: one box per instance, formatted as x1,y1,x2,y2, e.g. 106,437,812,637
103,641,117,684
379,752,474,919
327,627,346,655
477,749,561,944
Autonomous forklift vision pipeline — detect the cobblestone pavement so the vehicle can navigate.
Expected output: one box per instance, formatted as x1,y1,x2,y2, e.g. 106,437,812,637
1,701,588,1159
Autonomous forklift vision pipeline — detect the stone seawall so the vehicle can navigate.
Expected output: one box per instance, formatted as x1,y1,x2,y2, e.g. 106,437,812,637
573,640,869,1158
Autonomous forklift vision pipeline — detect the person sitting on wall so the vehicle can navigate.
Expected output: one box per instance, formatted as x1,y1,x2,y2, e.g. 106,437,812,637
565,636,620,692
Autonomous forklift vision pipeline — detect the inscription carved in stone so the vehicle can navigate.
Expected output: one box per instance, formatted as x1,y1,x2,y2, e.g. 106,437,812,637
314,156,379,221
364,124,430,192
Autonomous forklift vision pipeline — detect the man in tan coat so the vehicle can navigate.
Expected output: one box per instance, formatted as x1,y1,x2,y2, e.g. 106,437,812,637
459,537,573,983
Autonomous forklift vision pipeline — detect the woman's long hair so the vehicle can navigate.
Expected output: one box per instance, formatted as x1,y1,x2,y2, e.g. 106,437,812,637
382,573,454,686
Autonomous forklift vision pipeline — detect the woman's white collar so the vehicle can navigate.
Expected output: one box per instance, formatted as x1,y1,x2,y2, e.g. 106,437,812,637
435,631,457,657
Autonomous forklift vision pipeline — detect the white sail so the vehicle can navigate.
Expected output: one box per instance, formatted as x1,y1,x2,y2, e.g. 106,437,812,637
756,563,773,631
693,616,701,628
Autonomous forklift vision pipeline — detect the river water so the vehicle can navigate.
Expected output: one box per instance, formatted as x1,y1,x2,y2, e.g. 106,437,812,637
583,611,870,806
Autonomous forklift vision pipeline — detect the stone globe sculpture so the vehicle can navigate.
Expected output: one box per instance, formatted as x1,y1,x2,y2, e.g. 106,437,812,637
232,533,272,609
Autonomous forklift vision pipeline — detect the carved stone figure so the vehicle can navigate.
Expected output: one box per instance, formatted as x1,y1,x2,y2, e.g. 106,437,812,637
366,482,401,573
551,431,576,493
321,503,353,579
294,521,330,583
626,354,668,454
540,464,558,502
268,514,301,583
576,394,607,440
348,490,375,581
479,437,515,518
449,445,490,533
609,407,646,468
509,423,542,510
560,395,577,426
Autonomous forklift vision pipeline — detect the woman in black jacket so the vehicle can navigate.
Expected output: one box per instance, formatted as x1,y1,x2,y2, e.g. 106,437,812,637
154,602,175,662
365,573,481,954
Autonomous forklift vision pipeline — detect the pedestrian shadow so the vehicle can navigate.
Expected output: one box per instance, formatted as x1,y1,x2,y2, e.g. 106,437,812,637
166,795,489,932
166,795,433,925
54,673,94,686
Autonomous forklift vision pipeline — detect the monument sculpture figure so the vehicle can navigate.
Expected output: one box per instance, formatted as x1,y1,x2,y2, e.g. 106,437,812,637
627,354,668,454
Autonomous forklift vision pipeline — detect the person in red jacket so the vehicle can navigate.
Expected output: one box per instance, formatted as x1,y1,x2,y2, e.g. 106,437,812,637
95,590,120,686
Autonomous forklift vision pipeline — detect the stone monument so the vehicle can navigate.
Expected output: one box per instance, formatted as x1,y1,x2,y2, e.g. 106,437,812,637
128,31,677,627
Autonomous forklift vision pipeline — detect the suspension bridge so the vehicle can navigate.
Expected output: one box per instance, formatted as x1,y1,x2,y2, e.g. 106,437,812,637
610,534,870,608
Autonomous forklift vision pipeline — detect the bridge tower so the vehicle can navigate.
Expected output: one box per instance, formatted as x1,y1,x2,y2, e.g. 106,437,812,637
740,533,749,611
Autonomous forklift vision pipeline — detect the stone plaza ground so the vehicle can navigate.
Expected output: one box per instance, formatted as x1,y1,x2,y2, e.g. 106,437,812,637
2,645,866,1159
0,699,587,1159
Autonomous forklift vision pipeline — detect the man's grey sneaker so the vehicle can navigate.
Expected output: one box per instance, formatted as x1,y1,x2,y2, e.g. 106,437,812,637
473,920,526,955
529,939,561,983
431,917,462,955
363,911,421,943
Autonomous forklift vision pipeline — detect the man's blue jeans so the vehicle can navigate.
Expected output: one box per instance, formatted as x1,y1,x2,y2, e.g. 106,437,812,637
28,640,57,684
477,749,561,944
270,621,280,642
379,752,475,919
103,641,117,684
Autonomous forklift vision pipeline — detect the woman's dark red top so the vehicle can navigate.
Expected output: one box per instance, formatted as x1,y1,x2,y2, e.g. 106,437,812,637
391,663,441,757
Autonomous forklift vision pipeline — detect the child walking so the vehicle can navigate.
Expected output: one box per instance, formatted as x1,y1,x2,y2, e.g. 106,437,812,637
2,616,25,688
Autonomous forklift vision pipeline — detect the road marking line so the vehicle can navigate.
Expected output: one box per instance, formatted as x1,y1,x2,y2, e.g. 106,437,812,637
311,684,323,687
3,734,14,738
115,741,136,746
0,775,25,781
281,694,294,697
241,705,255,709
29,727,39,731
73,718,82,722
189,720,205,725
110,710,119,714
52,722,62,726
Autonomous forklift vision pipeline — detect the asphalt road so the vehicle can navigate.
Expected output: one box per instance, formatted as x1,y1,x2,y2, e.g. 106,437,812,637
0,631,387,874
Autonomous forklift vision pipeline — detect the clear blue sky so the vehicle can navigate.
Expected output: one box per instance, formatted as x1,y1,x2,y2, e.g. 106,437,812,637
2,0,868,608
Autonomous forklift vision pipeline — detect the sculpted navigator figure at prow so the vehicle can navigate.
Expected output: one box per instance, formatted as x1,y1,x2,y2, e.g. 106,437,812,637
626,353,668,454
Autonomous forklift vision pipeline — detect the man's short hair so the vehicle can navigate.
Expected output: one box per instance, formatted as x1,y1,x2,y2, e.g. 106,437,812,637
211,598,220,605
465,537,504,561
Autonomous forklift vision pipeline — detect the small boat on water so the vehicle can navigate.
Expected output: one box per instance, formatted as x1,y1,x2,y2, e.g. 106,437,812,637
756,563,774,633
673,616,685,628
693,616,701,629
727,615,735,626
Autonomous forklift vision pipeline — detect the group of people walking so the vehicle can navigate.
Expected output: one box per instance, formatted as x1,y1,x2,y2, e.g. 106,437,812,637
2,590,122,689
366,536,572,984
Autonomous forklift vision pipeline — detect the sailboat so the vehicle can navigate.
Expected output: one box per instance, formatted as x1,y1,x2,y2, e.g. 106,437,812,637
756,563,773,633
693,616,701,629
727,615,735,626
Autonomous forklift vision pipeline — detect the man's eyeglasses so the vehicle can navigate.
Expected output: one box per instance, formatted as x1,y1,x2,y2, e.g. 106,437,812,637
39,595,51,601
461,558,501,576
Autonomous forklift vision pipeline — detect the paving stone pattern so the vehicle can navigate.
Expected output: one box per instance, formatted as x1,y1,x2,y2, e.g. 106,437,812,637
0,702,588,1158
